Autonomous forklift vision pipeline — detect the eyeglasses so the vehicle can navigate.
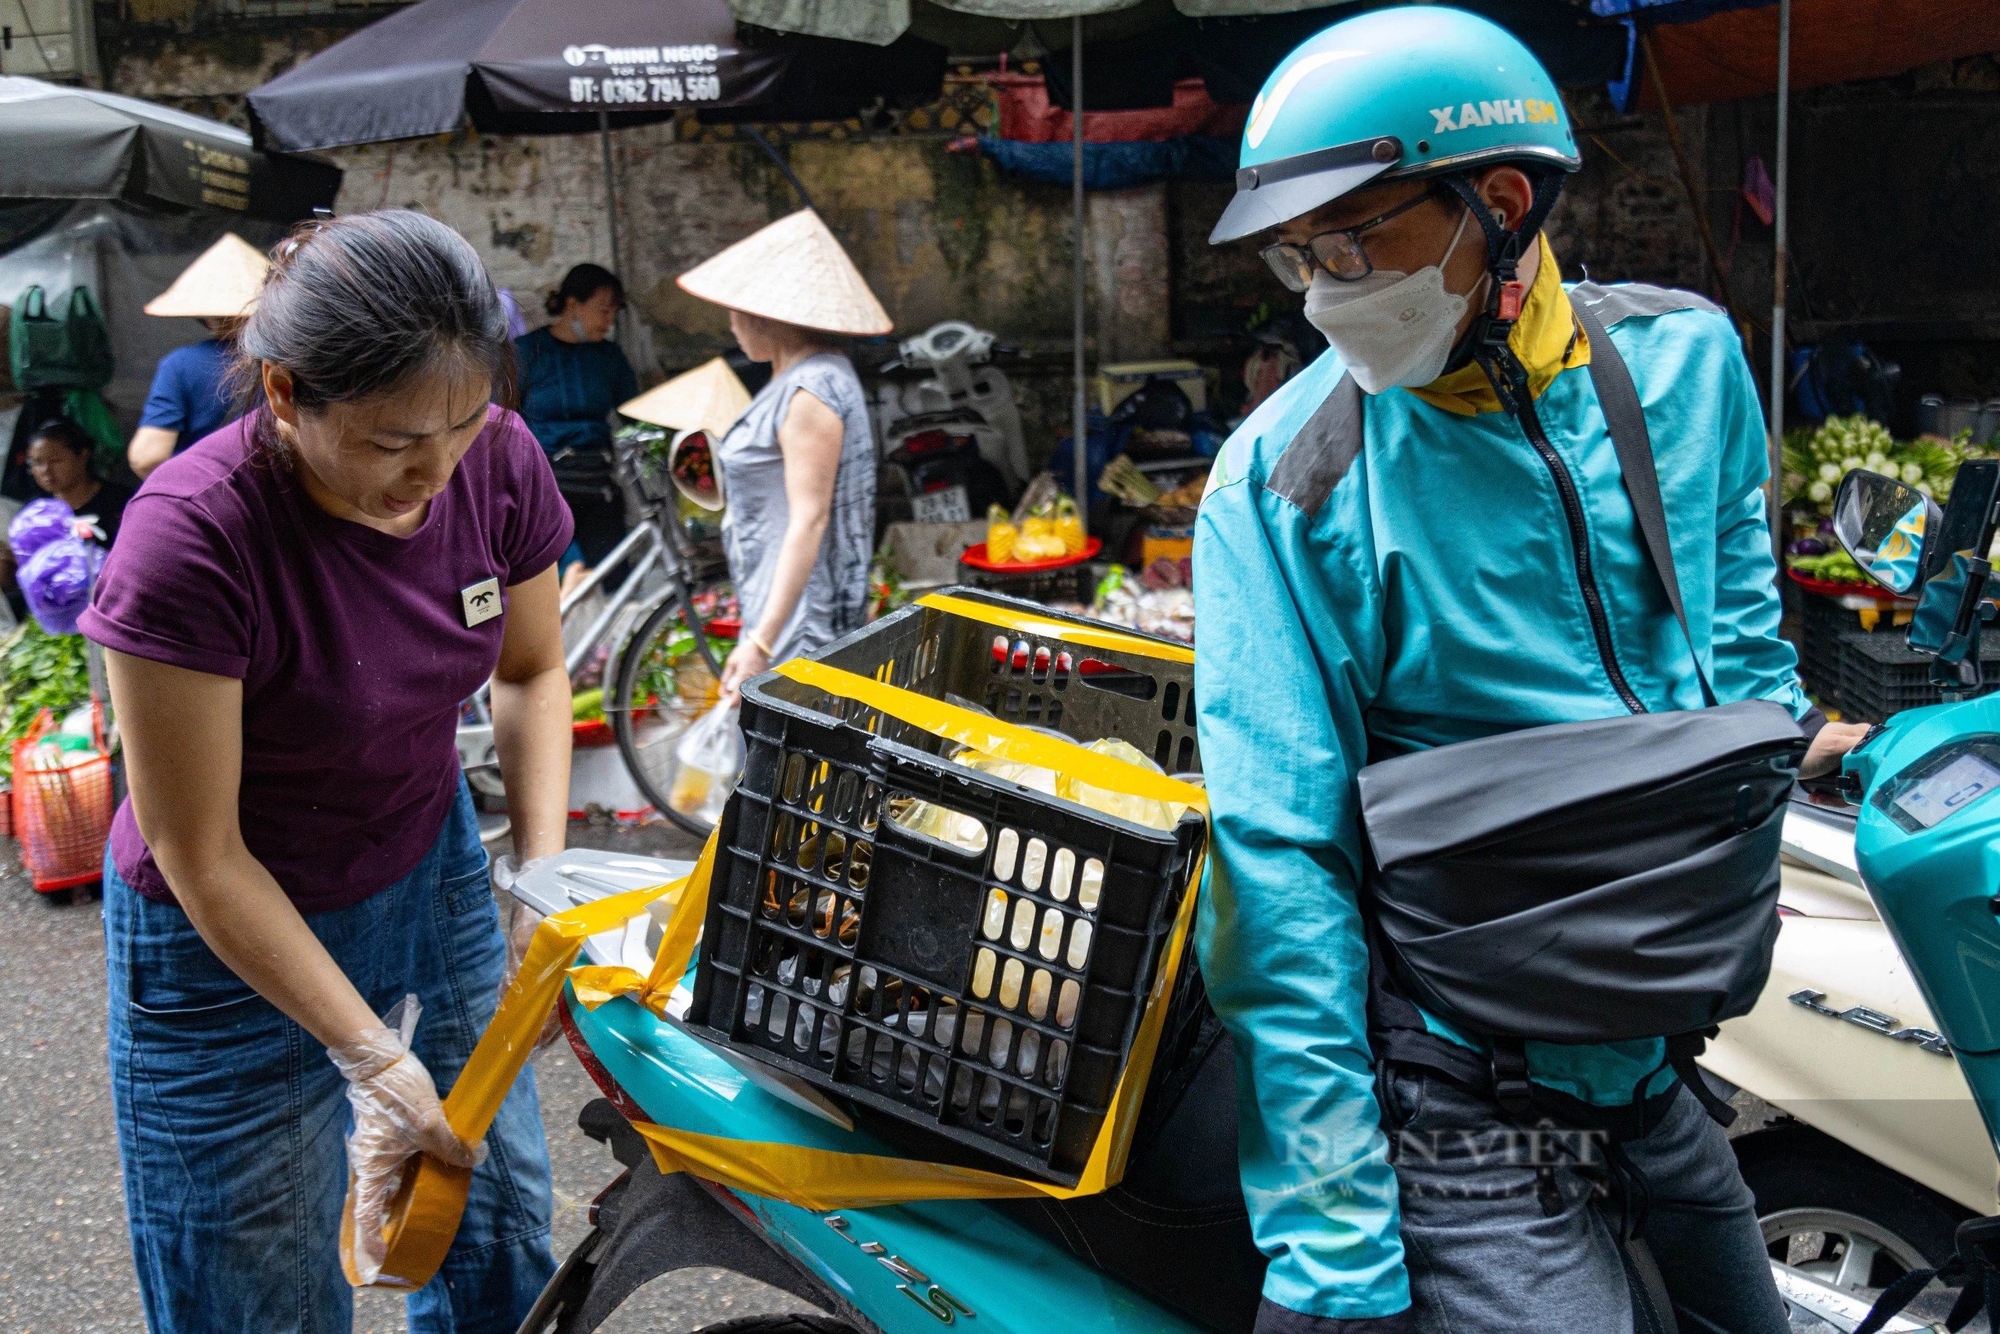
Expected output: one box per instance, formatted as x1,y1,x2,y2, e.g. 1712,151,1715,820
1258,188,1450,292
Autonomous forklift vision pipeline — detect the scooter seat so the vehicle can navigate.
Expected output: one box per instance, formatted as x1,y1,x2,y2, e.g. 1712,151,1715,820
997,1028,1267,1333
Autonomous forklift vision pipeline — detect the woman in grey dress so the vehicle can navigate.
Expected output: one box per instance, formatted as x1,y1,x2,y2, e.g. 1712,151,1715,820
676,210,892,695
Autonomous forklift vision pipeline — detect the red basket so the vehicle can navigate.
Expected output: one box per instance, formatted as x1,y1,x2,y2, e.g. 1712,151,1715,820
11,708,112,893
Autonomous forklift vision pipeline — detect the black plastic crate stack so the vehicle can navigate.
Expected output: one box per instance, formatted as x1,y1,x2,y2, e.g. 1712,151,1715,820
686,588,1205,1186
1796,591,1892,713
1835,632,2000,721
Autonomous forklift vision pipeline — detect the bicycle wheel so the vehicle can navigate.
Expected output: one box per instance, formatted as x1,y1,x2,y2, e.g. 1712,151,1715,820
611,579,735,838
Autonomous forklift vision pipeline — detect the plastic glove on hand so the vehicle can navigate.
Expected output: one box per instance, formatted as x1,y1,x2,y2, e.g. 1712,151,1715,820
492,854,562,1052
330,1024,485,1286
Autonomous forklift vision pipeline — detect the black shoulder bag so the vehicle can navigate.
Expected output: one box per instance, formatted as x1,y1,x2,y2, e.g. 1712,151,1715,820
1355,307,1807,1126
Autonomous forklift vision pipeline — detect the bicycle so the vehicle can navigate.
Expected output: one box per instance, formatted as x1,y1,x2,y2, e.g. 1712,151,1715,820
458,425,736,840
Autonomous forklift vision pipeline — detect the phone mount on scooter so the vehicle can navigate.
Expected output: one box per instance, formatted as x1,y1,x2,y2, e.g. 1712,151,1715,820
1833,458,2000,694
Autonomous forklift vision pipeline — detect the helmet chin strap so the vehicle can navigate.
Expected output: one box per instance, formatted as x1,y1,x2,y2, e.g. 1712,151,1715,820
1441,170,1567,412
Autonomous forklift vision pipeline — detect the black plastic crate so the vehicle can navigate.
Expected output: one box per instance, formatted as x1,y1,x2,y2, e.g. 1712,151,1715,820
686,588,1205,1185
1796,590,1905,714
954,556,1096,606
1835,631,2000,721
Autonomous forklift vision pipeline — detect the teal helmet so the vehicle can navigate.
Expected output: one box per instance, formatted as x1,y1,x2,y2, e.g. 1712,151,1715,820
1209,6,1580,244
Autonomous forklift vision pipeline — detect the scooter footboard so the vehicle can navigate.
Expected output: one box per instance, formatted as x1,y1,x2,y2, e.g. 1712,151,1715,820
527,1099,849,1334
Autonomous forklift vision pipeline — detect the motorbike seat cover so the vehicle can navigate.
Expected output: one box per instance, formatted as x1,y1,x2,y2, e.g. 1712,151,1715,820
1356,697,1801,868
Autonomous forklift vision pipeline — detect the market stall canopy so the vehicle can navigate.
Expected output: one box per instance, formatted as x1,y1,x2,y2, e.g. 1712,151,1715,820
0,77,340,222
246,0,946,152
1598,0,2000,110
727,0,1630,95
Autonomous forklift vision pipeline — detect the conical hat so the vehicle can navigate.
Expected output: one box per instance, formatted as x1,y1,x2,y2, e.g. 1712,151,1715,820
677,210,891,337
144,233,268,318
619,357,751,439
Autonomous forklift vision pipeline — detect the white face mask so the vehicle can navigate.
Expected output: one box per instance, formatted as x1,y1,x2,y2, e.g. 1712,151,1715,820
1301,206,1479,395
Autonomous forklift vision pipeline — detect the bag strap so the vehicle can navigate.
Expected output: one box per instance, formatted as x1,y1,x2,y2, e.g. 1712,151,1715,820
20,286,45,320
1662,1030,1737,1128
1573,304,1717,708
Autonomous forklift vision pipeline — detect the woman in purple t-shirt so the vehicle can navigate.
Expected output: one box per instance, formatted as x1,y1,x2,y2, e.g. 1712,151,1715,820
81,212,574,1330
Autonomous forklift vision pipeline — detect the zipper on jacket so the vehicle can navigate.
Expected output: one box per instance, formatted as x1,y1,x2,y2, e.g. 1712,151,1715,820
1512,394,1647,715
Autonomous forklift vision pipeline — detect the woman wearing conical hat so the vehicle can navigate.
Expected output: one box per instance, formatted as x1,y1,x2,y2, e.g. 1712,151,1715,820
129,233,267,479
678,209,890,695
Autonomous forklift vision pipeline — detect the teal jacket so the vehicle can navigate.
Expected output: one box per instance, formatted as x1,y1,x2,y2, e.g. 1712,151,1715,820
1190,282,1811,1321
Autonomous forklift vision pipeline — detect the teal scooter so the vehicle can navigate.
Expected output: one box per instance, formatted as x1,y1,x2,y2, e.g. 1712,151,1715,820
512,452,2000,1334
1811,458,2000,1334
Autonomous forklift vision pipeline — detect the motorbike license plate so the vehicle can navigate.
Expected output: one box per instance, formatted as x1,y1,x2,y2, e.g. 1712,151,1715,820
911,484,971,523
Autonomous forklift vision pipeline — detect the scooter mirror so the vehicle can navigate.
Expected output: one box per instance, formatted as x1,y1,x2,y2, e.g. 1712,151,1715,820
1832,469,1939,596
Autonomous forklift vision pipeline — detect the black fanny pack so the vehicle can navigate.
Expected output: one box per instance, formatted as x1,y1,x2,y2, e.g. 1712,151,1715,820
1356,306,1806,1122
549,444,616,501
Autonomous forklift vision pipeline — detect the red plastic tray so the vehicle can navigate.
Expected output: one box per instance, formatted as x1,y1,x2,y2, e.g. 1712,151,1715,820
1786,569,1907,602
959,537,1102,573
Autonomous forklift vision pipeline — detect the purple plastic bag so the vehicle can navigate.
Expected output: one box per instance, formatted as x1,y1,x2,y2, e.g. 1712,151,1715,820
10,497,76,563
20,536,102,636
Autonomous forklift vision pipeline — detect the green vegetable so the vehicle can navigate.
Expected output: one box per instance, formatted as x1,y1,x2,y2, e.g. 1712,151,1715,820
1784,415,1989,521
572,688,605,722
1787,550,1866,583
0,623,92,781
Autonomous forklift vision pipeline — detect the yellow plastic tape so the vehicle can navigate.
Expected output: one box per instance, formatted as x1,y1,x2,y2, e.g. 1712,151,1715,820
568,665,1208,1205
914,591,1195,665
341,876,682,1290
776,658,1204,813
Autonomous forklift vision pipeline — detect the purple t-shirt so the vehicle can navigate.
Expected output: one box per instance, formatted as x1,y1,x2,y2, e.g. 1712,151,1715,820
80,407,572,913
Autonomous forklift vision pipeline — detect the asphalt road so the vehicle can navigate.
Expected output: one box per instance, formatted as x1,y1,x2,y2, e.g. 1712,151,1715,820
0,817,819,1334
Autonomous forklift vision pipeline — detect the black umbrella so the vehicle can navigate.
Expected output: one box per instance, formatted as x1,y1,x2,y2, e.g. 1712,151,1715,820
0,75,340,223
247,0,943,278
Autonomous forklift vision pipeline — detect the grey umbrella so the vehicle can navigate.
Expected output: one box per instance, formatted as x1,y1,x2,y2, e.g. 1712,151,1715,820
0,76,340,223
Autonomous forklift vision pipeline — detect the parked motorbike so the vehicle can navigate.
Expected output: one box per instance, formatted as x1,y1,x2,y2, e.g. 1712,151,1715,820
874,321,1029,522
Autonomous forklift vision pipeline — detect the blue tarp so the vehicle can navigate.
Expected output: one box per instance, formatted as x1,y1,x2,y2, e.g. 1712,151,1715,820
1590,0,1777,110
974,134,1237,190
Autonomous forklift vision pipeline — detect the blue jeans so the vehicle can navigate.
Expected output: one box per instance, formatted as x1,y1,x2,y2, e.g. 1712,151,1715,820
104,778,556,1334
1384,1071,1789,1334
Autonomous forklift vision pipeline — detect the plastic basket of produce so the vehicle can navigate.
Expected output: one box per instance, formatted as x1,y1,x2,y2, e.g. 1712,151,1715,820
12,708,112,893
1835,632,2000,722
686,588,1206,1185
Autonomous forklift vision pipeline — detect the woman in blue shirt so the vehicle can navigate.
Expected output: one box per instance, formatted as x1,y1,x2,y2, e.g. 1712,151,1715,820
514,265,638,570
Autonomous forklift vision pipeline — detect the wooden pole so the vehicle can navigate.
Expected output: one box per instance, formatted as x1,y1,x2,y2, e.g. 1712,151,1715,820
1770,0,1793,561
1072,17,1089,534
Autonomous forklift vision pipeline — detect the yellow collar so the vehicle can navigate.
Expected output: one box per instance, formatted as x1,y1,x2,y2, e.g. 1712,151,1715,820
1406,233,1590,417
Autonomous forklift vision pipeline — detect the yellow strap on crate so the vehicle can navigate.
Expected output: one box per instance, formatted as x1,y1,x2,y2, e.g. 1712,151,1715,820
914,591,1195,665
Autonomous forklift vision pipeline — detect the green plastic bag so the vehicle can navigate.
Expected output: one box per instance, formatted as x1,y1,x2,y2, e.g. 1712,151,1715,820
7,285,112,391
63,388,125,474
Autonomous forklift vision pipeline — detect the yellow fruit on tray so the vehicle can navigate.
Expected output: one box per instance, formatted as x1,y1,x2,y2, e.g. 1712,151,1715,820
1054,495,1084,556
989,523,1018,562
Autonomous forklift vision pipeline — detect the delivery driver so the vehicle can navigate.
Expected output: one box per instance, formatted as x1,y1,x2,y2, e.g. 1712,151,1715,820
1193,9,1867,1332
